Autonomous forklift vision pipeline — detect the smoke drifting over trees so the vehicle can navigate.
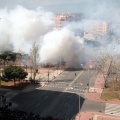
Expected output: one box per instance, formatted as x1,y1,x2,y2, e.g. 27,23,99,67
0,6,55,52
0,3,120,68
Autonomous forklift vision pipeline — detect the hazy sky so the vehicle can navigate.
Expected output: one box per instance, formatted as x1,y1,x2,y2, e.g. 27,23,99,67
0,0,119,13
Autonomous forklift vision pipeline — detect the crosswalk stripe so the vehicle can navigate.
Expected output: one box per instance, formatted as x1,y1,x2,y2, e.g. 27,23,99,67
105,103,120,116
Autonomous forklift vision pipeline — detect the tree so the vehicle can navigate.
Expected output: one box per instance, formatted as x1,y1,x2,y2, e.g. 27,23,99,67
92,50,112,89
3,65,28,86
0,51,18,87
0,51,17,66
29,41,40,80
20,53,29,71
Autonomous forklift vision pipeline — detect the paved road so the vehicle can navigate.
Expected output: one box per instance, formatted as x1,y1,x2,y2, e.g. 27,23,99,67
10,69,103,119
12,90,103,119
39,69,98,94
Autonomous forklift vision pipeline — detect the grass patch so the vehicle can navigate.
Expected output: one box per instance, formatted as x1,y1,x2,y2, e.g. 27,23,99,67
101,88,119,100
0,80,31,90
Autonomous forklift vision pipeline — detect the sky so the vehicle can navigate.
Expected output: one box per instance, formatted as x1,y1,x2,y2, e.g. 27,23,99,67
0,0,120,13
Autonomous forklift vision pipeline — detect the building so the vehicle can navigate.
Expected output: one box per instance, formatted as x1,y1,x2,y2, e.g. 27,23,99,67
84,20,109,40
84,20,109,35
54,14,67,29
54,13,84,29
54,14,109,41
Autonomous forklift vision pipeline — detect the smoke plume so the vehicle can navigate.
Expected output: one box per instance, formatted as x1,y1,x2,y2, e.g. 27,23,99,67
40,28,84,68
0,3,120,68
0,5,55,52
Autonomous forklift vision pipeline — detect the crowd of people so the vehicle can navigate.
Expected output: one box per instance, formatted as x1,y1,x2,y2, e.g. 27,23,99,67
0,107,68,120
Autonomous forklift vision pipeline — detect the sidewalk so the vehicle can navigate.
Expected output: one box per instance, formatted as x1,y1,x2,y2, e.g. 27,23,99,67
22,69,64,92
0,69,64,94
81,73,120,120
75,112,120,120
85,73,120,104
38,69,64,87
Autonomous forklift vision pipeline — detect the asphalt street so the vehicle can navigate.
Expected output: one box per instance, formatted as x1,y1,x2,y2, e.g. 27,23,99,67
10,69,103,119
40,69,98,94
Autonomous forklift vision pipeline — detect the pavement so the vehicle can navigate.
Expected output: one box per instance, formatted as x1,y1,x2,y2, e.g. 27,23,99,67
22,69,64,92
86,73,120,104
0,69,64,94
10,69,103,119
75,112,120,120
1,69,120,119
78,72,120,120
0,68,64,110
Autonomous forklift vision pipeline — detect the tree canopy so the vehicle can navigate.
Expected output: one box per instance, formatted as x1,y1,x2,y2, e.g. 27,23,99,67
0,51,17,65
3,65,28,85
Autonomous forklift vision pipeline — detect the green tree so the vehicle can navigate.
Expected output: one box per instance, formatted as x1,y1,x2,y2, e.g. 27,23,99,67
0,51,17,66
3,65,28,86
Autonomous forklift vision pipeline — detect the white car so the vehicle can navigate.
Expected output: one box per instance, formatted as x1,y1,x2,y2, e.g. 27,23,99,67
69,87,73,89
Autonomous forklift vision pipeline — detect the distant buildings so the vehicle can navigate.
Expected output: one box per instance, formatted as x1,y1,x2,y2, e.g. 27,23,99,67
54,13,83,29
84,20,109,40
84,20,108,35
54,13,109,41
54,14,66,29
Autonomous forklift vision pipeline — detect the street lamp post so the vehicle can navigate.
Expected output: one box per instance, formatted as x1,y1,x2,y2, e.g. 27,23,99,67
0,67,3,88
25,65,27,72
78,93,80,120
88,68,90,92
0,65,2,87
0,75,1,87
48,69,50,82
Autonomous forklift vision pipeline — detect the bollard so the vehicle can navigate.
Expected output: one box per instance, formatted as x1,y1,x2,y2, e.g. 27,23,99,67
9,101,12,107
5,104,8,109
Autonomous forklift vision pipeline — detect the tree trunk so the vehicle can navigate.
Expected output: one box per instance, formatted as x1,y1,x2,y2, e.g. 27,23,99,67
14,78,16,86
33,69,36,80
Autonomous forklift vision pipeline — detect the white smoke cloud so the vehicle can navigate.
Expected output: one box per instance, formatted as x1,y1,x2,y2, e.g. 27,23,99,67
0,4,120,68
0,5,55,52
40,28,84,68
0,5,86,68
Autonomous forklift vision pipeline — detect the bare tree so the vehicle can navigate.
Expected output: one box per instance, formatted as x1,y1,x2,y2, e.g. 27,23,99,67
92,50,114,90
93,51,111,75
29,41,40,80
108,56,120,91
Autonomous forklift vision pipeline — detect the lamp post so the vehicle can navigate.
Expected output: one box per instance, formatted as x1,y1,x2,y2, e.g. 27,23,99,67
0,65,3,88
0,75,1,87
88,68,90,92
78,93,80,120
25,65,27,72
48,69,50,82
0,64,2,87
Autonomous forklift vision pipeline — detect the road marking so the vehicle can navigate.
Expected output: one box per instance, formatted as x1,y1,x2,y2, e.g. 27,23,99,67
96,114,120,119
64,103,67,107
57,113,61,117
64,71,84,92
80,83,83,85
36,103,40,107
105,103,120,116
45,96,48,99
64,90,84,94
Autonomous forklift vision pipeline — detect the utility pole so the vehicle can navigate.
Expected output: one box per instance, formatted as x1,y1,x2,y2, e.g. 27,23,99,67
48,70,49,82
88,68,90,92
0,75,1,87
59,57,61,74
0,67,3,87
79,94,80,120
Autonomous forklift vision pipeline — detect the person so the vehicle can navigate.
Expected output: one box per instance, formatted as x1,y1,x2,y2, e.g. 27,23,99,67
75,73,76,76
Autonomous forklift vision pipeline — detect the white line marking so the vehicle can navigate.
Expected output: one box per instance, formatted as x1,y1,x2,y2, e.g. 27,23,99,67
64,71,84,92
45,96,48,99
36,103,40,107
